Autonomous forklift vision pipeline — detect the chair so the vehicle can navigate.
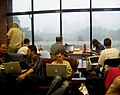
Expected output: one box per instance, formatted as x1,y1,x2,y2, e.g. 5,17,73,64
85,77,106,95
104,58,120,67
102,58,120,77
9,53,27,62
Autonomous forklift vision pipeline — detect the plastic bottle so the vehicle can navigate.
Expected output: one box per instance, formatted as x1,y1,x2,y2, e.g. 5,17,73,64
83,43,86,53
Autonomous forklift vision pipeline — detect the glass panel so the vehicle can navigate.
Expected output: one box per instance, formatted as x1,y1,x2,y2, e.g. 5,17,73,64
12,15,32,42
62,12,90,50
92,11,120,51
34,0,60,11
34,13,60,52
92,0,120,8
13,0,31,12
62,0,90,9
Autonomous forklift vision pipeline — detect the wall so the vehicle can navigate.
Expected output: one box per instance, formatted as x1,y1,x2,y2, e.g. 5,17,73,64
0,0,12,43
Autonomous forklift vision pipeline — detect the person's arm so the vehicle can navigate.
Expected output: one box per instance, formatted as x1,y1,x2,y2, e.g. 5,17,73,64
98,51,106,67
6,28,12,46
7,35,10,46
66,61,73,77
91,50,99,55
16,68,34,81
61,45,69,57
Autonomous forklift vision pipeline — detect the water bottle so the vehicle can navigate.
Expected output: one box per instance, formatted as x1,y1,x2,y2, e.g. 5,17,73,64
83,43,86,53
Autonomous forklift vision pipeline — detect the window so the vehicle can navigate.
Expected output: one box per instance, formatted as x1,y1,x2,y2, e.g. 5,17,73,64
13,0,31,12
62,0,90,9
92,11,120,51
13,15,32,42
62,12,90,49
34,13,60,52
9,0,120,52
34,0,60,11
92,0,120,8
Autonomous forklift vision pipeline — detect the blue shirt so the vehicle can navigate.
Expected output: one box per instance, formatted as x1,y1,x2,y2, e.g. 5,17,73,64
96,43,105,55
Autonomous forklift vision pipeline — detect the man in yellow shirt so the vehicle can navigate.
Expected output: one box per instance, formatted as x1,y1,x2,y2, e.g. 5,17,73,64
7,23,23,53
47,49,72,95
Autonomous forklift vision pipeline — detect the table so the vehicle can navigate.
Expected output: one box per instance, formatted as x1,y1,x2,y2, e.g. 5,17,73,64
69,49,92,59
69,51,91,58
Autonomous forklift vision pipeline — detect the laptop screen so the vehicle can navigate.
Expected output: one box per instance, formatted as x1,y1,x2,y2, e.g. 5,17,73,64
89,56,99,65
46,64,67,78
2,61,23,74
65,45,75,53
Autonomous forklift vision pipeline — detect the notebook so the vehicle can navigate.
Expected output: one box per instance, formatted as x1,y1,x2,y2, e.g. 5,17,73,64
65,44,75,53
88,56,99,66
2,61,24,74
46,64,67,78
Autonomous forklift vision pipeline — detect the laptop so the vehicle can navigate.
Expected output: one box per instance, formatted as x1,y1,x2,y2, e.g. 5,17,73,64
46,64,67,78
2,61,24,74
65,44,75,53
88,56,99,66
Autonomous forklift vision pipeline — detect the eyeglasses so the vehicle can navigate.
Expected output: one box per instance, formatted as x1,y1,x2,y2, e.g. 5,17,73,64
56,56,62,59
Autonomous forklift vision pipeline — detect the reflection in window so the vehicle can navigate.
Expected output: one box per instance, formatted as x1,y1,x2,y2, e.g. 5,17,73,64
62,12,90,49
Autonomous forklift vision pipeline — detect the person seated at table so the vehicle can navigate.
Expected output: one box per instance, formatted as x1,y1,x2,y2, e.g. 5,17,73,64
16,45,45,95
38,45,51,58
50,36,68,58
98,38,119,72
0,42,12,94
91,39,105,55
17,38,30,55
0,42,11,64
47,49,72,95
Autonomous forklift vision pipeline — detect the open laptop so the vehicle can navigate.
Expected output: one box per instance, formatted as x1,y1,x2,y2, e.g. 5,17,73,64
88,56,99,66
65,44,75,53
46,64,67,78
2,61,25,74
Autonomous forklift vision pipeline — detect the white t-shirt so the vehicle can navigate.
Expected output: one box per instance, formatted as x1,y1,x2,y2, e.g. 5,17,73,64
98,48,119,66
7,28,23,48
40,50,51,58
17,46,28,55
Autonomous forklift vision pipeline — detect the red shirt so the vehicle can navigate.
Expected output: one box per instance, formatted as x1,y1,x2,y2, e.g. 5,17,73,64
105,67,120,90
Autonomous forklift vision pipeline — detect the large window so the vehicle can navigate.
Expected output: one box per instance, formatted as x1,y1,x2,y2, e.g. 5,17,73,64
9,0,120,52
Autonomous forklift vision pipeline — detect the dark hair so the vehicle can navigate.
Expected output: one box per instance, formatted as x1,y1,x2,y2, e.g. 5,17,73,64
14,23,19,28
92,39,98,44
28,45,37,54
56,36,63,42
55,49,63,55
0,42,5,46
104,38,111,47
24,38,30,44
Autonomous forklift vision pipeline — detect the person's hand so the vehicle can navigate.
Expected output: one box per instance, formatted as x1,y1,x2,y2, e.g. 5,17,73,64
91,50,99,55
16,73,27,82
